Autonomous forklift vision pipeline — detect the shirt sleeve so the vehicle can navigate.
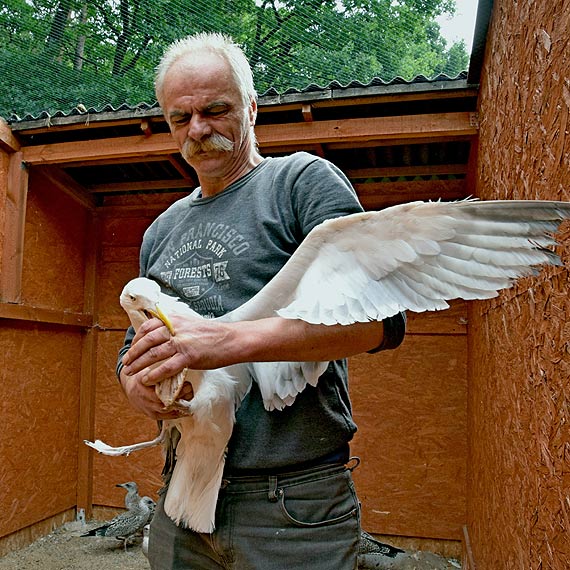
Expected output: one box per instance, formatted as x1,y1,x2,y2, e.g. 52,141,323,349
116,326,135,380
367,311,407,353
291,155,363,235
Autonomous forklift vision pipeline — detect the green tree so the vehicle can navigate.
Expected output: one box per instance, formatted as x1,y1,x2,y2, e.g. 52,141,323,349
0,0,469,119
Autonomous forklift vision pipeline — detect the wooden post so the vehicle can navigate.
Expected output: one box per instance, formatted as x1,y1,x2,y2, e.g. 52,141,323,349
0,152,29,302
76,212,100,519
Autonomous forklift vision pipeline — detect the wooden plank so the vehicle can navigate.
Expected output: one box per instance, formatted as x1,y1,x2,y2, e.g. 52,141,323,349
345,163,468,179
20,113,478,166
0,324,82,538
465,133,479,195
0,302,92,326
327,134,474,150
76,214,100,517
66,155,171,168
258,113,478,148
88,178,195,194
92,331,164,509
0,508,75,556
356,179,468,209
406,301,468,335
350,333,467,540
22,133,175,165
0,118,20,153
0,153,29,302
167,155,196,181
35,165,96,209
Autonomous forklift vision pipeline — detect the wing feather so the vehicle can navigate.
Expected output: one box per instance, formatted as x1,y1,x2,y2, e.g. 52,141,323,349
226,199,570,325
220,199,570,410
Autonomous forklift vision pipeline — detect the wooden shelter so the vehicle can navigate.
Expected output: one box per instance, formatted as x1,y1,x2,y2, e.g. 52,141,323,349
1,0,569,567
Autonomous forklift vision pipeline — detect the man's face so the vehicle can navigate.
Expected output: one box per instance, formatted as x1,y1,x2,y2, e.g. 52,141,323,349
161,53,256,181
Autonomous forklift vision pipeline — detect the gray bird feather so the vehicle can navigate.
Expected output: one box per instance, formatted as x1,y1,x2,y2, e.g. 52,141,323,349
116,481,140,510
81,496,156,549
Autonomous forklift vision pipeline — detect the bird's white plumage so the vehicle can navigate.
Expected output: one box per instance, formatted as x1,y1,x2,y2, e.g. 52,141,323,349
228,200,569,326
86,279,251,533
86,198,570,532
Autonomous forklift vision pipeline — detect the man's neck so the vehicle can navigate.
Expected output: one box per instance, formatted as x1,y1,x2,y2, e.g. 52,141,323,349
199,152,264,197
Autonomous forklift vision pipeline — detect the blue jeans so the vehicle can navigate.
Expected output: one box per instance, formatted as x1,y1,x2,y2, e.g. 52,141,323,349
148,463,361,569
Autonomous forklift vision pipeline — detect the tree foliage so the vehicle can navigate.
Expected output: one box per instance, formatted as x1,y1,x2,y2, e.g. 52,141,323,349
0,0,469,119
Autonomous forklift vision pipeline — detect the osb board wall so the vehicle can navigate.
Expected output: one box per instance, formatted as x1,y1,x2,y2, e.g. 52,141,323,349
469,0,570,567
92,193,469,539
20,170,88,311
0,169,91,540
351,303,467,541
0,321,82,538
90,194,185,507
92,330,164,506
0,150,8,267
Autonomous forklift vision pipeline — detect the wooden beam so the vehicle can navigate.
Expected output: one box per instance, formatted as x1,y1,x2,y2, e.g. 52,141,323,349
302,103,314,122
35,165,96,209
76,213,100,518
0,153,29,302
257,112,478,148
345,163,468,179
355,179,467,210
327,134,474,151
21,113,478,166
0,118,20,153
167,155,196,182
22,133,175,165
88,178,195,193
0,302,92,326
465,133,479,196
65,155,171,168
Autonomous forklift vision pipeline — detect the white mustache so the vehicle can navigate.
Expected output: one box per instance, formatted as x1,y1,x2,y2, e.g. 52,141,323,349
182,133,234,158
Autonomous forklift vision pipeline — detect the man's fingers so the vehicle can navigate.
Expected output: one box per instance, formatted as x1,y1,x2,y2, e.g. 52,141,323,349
123,337,175,375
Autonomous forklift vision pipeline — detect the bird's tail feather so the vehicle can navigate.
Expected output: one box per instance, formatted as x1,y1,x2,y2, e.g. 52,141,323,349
163,369,238,533
163,434,226,533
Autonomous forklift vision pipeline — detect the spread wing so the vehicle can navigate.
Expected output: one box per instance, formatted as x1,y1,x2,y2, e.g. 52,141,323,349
228,199,570,325
224,199,569,411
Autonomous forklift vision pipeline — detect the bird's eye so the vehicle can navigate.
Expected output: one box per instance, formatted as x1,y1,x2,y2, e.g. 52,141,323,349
129,294,136,301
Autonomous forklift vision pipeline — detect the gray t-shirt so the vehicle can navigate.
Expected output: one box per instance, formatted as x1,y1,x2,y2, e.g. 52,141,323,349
121,152,365,472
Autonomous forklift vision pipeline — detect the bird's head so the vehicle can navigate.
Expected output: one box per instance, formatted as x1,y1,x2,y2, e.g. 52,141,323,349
141,496,157,511
116,481,138,492
120,277,175,335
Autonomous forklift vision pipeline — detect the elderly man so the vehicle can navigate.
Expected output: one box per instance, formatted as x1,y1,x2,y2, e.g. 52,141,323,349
118,32,405,570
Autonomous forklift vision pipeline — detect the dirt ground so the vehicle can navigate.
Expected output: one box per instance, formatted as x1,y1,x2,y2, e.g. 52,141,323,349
0,521,461,570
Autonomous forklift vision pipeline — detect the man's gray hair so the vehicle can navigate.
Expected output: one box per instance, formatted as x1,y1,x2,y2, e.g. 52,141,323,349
155,32,257,109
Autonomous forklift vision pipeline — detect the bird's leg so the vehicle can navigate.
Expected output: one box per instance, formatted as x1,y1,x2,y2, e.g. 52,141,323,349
84,423,169,457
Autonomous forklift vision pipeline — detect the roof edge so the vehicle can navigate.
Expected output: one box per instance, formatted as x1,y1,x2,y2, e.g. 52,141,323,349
10,74,476,132
468,0,494,84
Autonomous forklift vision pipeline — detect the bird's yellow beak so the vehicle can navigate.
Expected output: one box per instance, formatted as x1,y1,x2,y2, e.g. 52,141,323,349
148,304,176,336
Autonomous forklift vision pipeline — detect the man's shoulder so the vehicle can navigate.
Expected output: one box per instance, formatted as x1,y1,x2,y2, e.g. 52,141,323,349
143,193,194,239
273,151,322,168
155,193,194,219
266,151,332,178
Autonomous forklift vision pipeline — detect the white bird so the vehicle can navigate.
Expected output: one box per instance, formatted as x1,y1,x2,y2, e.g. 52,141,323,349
86,198,570,533
86,284,251,533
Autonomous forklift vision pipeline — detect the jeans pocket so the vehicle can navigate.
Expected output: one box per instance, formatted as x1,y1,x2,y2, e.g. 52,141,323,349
277,471,359,528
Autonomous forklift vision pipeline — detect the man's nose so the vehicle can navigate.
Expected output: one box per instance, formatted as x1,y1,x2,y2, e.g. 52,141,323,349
187,113,212,140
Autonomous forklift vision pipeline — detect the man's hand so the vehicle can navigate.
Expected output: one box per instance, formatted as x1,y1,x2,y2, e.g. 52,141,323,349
121,314,236,386
119,325,195,421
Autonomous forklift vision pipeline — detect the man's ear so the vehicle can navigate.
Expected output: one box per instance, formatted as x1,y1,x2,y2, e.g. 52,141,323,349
249,98,258,125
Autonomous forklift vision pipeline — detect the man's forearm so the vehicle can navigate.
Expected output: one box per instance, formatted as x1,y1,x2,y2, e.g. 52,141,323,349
230,317,385,364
